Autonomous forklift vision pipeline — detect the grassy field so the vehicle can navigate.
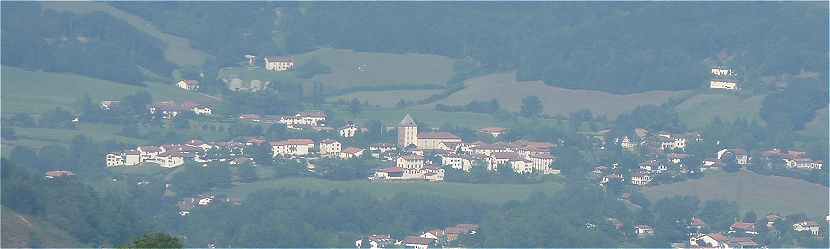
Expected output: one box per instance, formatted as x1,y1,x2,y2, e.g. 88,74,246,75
1,123,149,156
1,206,86,248
675,93,766,129
328,89,444,107
642,170,829,217
41,2,208,67
218,177,563,204
1,66,216,114
424,72,685,118
219,48,455,93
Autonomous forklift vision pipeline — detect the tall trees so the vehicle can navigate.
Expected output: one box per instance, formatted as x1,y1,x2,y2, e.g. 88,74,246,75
520,96,543,118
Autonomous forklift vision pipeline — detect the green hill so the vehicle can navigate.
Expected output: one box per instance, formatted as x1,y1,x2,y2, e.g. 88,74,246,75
1,206,86,248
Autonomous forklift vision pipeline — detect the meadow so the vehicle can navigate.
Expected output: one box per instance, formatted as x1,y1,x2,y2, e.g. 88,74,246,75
332,108,511,128
642,170,829,217
675,93,766,129
1,66,215,114
219,177,564,204
424,72,685,118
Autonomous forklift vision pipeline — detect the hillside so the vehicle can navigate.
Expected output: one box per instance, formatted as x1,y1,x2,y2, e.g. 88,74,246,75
642,170,830,217
1,66,216,114
676,94,766,128
424,72,686,118
41,1,208,67
1,206,85,248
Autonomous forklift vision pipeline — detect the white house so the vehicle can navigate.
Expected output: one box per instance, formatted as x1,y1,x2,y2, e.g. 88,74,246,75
397,154,425,169
271,139,315,157
417,132,462,150
631,172,653,186
192,105,213,116
100,100,120,110
634,225,655,238
279,111,327,127
403,236,432,249
177,80,200,91
319,139,342,156
152,151,185,168
710,80,738,90
339,123,358,138
264,56,295,71
340,147,365,159
792,221,821,236
478,127,506,138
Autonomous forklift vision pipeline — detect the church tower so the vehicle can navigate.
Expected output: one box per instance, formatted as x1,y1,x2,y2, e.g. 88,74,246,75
397,114,418,148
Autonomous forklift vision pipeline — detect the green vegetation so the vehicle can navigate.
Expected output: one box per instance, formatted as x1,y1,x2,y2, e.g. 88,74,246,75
1,66,214,114
426,73,685,118
642,170,829,217
328,89,443,107
1,206,86,248
219,177,564,204
332,108,508,128
676,94,765,129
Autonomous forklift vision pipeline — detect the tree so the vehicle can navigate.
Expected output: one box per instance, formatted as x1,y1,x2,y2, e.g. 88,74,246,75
520,96,543,118
39,107,75,129
238,165,258,183
124,233,183,248
349,98,363,115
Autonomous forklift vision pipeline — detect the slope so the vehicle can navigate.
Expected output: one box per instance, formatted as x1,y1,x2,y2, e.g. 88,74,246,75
1,206,86,248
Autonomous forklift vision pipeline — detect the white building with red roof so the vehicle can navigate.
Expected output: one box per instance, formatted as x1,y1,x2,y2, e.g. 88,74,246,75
264,56,295,71
340,147,365,159
319,139,341,157
271,139,315,157
176,79,200,91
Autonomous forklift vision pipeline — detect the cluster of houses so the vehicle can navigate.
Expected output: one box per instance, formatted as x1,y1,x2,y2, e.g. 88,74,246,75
629,213,824,248
592,126,823,187
99,99,214,119
244,55,296,72
709,67,739,90
357,224,479,249
371,114,559,182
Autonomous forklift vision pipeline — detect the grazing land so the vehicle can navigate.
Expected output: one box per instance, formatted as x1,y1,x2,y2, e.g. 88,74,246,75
642,170,830,217
676,93,766,128
1,67,216,114
219,177,563,204
425,72,685,118
799,107,829,139
333,108,510,128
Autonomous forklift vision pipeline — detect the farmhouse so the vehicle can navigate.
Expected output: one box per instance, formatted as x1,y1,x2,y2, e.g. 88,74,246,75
271,139,315,157
176,80,200,91
729,222,758,235
631,172,653,186
264,56,295,71
279,111,327,127
710,80,737,90
151,151,185,168
634,225,655,238
397,154,425,169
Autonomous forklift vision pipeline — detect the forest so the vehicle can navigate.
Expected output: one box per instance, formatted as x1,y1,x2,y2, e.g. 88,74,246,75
112,2,827,93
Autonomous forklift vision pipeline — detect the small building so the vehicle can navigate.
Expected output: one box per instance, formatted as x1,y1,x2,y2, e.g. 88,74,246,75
340,147,365,159
729,222,758,235
792,221,821,236
44,170,75,179
397,154,425,169
152,151,185,168
478,127,506,138
319,139,342,157
340,122,359,138
631,172,653,186
271,139,315,157
634,225,655,238
710,80,738,90
100,100,121,110
264,56,295,72
403,236,432,249
417,132,462,150
192,105,213,116
177,80,200,91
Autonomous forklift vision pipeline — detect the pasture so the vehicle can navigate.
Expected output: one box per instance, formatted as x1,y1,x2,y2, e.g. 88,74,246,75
332,108,509,128
219,177,564,204
424,72,685,118
642,170,829,217
1,66,215,114
675,93,766,128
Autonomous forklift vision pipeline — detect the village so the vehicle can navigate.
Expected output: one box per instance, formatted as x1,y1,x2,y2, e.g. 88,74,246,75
37,57,823,249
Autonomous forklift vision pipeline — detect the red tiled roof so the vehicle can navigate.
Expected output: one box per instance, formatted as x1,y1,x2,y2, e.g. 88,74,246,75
271,139,315,146
418,131,461,140
342,147,364,154
730,222,756,231
382,167,403,173
45,170,75,177
479,127,506,133
403,236,432,245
